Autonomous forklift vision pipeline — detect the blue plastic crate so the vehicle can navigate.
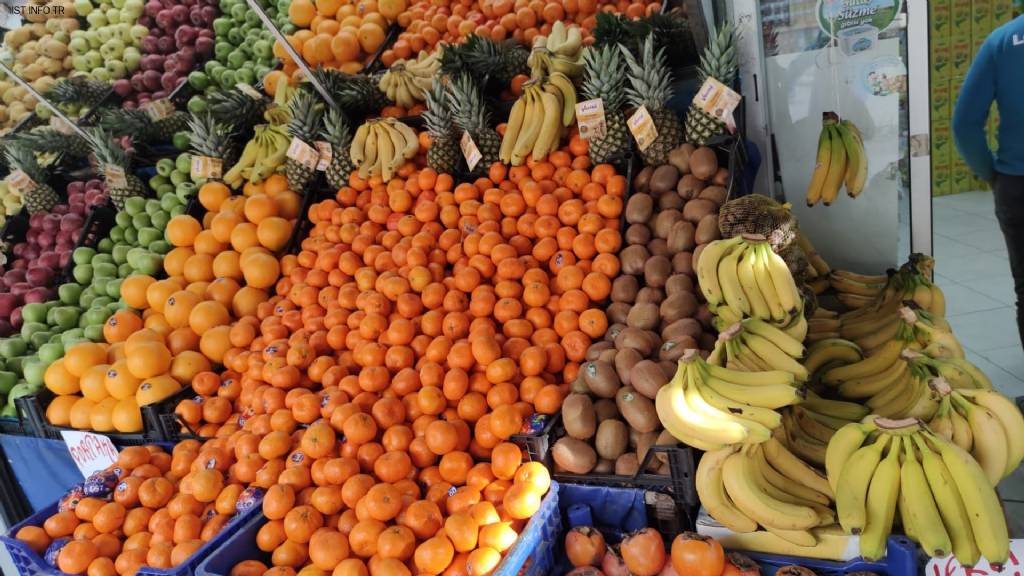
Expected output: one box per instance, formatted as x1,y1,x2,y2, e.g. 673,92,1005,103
1,496,261,576
198,482,562,576
742,537,920,576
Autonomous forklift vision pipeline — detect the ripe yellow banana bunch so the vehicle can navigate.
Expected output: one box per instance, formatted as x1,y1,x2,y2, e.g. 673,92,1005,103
526,20,583,80
806,112,867,206
708,318,808,382
349,118,419,182
498,74,576,166
924,379,1024,486
836,253,944,318
377,50,440,109
696,439,835,547
697,235,804,322
828,417,1009,566
655,350,802,453
806,308,841,343
223,123,290,189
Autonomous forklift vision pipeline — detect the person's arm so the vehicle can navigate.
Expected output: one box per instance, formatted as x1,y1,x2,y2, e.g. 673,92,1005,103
953,37,998,181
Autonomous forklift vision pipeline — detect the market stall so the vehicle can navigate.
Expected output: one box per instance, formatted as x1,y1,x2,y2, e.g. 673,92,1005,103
0,0,1020,574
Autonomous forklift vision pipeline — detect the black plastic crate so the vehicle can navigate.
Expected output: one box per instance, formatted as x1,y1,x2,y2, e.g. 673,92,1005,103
0,209,29,259
37,385,197,445
285,184,330,255
59,200,117,285
509,412,560,465
0,417,27,436
0,442,32,526
0,392,49,437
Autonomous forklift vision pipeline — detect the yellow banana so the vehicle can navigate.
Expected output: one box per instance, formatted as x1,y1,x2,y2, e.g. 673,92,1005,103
804,338,862,375
821,125,848,206
532,87,562,160
546,72,577,127
806,123,832,206
695,446,758,532
835,434,890,534
762,243,801,316
738,245,772,321
951,393,1008,485
914,434,981,566
722,451,820,531
900,437,953,558
719,244,750,315
500,95,527,164
858,434,901,560
763,437,833,499
698,237,744,309
511,86,542,166
840,119,868,197
823,340,904,386
825,421,873,494
957,389,1024,475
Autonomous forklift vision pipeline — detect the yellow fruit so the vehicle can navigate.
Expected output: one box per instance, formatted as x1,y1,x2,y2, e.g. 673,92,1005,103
80,363,111,402
63,342,108,378
45,359,80,395
136,375,181,406
126,342,173,379
112,398,143,432
46,394,79,427
104,360,142,400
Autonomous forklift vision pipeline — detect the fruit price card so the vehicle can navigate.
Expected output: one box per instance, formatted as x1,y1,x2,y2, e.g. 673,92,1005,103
287,137,320,170
236,83,264,100
575,99,607,141
460,132,482,171
315,141,332,171
104,165,128,188
628,106,659,151
927,542,1024,576
693,77,741,133
191,156,223,180
62,431,118,478
4,169,34,194
142,99,175,121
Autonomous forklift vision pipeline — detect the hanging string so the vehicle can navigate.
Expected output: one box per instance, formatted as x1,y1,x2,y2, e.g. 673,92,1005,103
829,0,842,120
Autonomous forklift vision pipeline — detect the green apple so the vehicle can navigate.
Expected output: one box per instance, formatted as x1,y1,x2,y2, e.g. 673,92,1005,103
22,361,47,387
125,196,147,216
137,227,162,247
30,331,52,350
58,284,83,306
112,244,131,265
84,325,105,342
20,322,47,342
38,342,64,364
0,338,27,359
94,263,118,279
0,372,16,396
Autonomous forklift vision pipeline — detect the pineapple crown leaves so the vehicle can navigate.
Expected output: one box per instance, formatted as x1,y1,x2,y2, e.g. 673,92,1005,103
307,67,388,118
580,44,628,112
206,88,270,133
446,74,491,134
286,90,324,142
422,77,456,140
619,34,674,111
186,112,237,162
320,108,353,149
45,76,111,106
439,36,528,89
698,22,739,86
2,141,44,181
595,11,696,71
97,107,157,142
85,127,132,169
592,13,633,51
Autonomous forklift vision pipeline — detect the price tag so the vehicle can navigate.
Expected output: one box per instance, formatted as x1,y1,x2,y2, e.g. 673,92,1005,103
460,131,482,172
142,98,175,121
926,541,1024,576
314,141,332,171
575,98,606,141
62,431,118,478
627,106,659,151
236,83,264,100
191,155,223,180
287,137,320,170
104,165,128,188
692,77,742,133
50,115,75,135
5,169,34,193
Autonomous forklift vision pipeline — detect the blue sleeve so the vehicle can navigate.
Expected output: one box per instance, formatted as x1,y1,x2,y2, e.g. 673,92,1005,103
953,37,998,181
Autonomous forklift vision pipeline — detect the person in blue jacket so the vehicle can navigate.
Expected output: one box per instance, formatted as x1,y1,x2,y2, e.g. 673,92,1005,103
953,14,1024,346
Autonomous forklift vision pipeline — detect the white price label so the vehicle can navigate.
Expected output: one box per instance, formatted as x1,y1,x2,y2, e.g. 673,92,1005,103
142,98,175,121
315,141,332,171
236,83,264,100
692,77,741,133
62,431,118,478
460,131,482,171
191,155,223,180
926,540,1024,576
627,105,659,151
287,137,320,170
5,169,34,193
50,115,75,135
104,165,128,188
575,98,607,141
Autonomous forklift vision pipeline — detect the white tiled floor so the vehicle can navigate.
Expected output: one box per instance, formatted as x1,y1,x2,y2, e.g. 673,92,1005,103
933,191,1024,532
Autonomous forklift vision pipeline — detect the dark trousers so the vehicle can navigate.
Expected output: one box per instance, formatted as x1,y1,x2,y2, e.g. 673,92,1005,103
993,172,1024,346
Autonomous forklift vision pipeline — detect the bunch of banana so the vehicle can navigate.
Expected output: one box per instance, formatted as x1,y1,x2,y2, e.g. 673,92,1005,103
829,270,888,310
905,350,993,390
222,123,290,189
698,235,804,321
924,379,1024,486
349,118,419,182
696,440,835,546
498,74,576,165
803,338,862,384
828,417,1009,566
716,304,808,343
709,320,809,382
378,50,440,109
805,308,841,343
801,392,871,429
526,21,583,80
656,350,802,452
838,254,944,319
798,233,831,278
841,305,962,360
806,112,867,206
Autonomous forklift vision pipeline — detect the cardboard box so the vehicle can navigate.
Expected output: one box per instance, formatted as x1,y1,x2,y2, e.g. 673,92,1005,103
931,36,952,81
971,0,992,40
991,0,1013,26
951,38,973,77
932,165,953,196
951,0,973,38
932,121,953,168
931,80,952,122
931,0,952,37
950,77,965,115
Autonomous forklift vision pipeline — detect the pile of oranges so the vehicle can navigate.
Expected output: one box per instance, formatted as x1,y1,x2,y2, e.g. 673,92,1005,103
272,0,407,81
391,0,662,54
14,444,254,575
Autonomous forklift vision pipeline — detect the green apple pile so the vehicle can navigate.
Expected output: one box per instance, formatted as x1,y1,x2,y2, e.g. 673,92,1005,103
148,153,197,203
185,0,289,112
68,0,146,81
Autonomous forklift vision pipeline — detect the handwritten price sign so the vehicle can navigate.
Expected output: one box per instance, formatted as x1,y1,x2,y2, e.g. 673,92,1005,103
62,431,118,478
927,543,1024,576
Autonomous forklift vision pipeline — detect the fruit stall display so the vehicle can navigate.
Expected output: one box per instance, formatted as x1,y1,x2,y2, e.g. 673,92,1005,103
0,1,1019,576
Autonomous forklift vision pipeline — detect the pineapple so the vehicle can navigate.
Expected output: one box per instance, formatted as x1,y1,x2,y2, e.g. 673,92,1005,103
187,112,237,169
580,45,631,164
440,36,528,91
309,68,390,119
2,143,59,214
207,88,269,134
285,90,323,192
620,34,684,166
684,23,738,146
447,74,500,177
99,108,156,142
17,127,91,158
153,111,190,141
320,108,357,191
88,128,148,209
46,76,111,112
422,78,460,176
